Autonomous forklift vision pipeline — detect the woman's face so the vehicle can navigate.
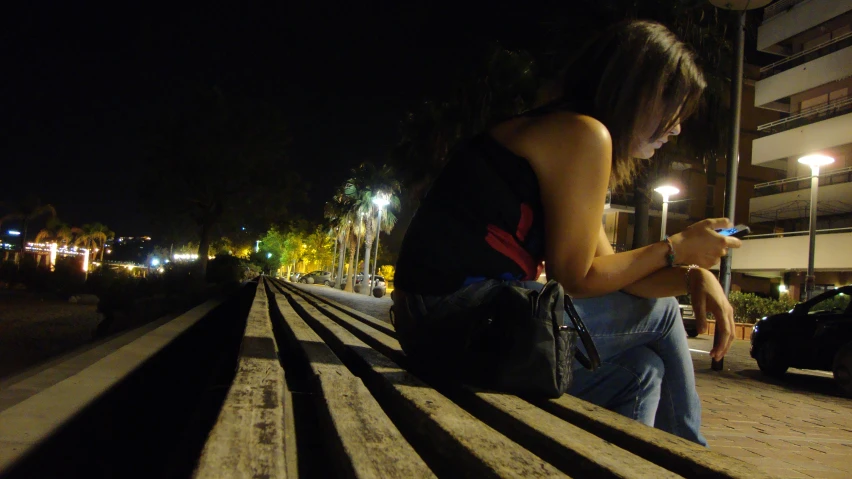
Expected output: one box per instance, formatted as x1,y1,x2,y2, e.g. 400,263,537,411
632,122,681,159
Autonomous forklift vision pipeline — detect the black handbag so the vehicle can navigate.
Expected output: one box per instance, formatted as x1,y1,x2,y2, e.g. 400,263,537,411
460,280,601,398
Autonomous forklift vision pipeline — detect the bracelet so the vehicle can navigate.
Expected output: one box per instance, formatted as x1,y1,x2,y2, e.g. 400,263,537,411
663,235,675,267
684,264,700,294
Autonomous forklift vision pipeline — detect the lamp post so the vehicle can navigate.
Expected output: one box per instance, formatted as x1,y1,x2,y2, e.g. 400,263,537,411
654,185,680,241
708,0,772,296
798,154,834,300
708,0,771,372
370,194,390,296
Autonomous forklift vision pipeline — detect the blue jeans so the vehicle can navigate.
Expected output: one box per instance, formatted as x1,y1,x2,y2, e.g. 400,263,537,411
392,280,706,446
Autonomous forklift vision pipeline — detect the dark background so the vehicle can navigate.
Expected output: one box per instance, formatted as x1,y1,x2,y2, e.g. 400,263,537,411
1,1,771,236
1,1,564,233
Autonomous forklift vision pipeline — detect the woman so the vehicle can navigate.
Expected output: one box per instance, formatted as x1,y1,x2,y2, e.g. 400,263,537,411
392,20,740,445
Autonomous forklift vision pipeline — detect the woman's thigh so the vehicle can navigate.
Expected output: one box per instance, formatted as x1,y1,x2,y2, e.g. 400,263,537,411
570,291,681,363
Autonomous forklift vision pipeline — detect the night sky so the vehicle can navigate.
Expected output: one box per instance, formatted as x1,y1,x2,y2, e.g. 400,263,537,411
2,1,770,239
1,1,564,235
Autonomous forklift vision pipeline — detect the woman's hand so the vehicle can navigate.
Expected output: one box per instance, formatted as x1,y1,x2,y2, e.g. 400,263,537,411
689,268,735,361
669,218,742,269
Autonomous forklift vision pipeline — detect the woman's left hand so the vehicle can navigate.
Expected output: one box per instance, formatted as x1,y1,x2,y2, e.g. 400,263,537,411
688,268,735,361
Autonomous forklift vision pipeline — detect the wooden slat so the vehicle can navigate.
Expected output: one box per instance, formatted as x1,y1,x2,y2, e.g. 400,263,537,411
275,284,570,478
536,395,772,479
267,282,435,479
194,280,289,479
285,282,396,337
276,282,682,479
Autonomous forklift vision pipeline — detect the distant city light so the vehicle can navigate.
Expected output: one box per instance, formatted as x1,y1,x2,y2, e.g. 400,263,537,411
267,252,273,258
7,230,21,236
151,258,161,266
158,267,165,273
241,227,246,231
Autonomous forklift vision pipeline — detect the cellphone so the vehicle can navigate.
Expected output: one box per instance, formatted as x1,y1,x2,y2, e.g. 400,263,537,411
715,224,750,239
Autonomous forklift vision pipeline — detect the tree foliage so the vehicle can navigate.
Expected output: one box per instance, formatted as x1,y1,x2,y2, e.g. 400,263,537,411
141,88,305,279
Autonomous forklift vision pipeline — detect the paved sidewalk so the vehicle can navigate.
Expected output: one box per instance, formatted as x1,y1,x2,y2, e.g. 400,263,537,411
689,336,852,479
296,284,852,478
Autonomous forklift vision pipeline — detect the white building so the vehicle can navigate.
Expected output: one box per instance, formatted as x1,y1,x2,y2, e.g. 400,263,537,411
736,0,852,299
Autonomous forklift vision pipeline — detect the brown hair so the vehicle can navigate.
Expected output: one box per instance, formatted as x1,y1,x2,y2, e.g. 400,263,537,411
532,20,706,188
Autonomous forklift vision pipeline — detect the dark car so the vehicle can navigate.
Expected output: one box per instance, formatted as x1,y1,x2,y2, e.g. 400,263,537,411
677,295,699,338
750,286,852,395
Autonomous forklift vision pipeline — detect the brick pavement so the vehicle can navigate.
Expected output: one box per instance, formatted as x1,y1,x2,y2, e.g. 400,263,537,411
689,335,852,478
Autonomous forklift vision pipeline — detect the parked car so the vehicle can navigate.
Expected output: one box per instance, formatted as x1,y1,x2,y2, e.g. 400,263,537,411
299,270,333,285
677,295,699,338
289,271,305,282
750,286,852,395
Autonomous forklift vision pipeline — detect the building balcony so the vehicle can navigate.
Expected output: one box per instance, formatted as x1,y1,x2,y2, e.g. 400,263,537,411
755,44,852,107
752,108,852,166
759,31,852,80
749,168,852,222
757,96,852,135
728,229,852,273
758,0,852,54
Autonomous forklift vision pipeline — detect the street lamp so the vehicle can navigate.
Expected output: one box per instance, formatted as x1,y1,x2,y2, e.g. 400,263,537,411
654,185,680,241
798,154,834,300
708,0,772,372
370,194,390,296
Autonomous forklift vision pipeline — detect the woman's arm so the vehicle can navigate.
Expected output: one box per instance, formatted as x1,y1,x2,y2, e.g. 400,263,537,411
595,227,689,298
521,112,739,298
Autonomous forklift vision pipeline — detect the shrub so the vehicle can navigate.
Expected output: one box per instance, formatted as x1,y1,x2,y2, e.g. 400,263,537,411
50,257,86,297
729,291,797,324
379,265,395,282
207,254,243,285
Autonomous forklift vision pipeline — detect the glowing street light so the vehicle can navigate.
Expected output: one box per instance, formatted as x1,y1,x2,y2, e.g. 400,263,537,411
7,230,21,236
368,194,391,296
654,185,680,241
255,240,261,253
798,154,834,299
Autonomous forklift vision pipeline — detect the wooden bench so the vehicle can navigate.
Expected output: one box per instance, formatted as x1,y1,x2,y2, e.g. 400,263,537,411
197,277,771,478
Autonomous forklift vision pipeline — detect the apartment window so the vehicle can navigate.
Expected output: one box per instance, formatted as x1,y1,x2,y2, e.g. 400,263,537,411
803,33,831,51
830,88,848,101
833,25,851,38
801,94,828,111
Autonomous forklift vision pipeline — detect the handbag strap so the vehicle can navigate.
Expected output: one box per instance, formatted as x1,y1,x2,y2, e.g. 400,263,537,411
564,296,601,371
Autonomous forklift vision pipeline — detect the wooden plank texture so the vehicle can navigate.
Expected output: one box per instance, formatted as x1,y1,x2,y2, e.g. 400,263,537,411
268,283,435,479
194,280,289,479
276,285,571,478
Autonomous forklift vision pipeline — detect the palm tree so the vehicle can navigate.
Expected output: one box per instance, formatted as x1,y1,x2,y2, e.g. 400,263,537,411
345,163,402,295
324,189,353,288
0,195,56,264
74,223,110,272
99,227,115,263
33,218,80,268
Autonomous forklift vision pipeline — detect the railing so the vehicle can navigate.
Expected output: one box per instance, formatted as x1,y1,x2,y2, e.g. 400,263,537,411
759,31,852,79
753,166,852,197
757,96,852,135
744,227,852,239
763,0,808,22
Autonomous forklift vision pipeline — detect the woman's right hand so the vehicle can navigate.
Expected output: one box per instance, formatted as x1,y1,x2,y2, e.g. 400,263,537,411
668,218,742,269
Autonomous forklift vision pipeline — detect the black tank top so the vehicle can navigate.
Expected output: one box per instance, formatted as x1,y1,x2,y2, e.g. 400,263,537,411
395,133,546,295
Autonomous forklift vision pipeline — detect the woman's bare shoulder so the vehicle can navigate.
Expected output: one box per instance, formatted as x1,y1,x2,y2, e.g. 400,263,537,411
491,112,611,174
